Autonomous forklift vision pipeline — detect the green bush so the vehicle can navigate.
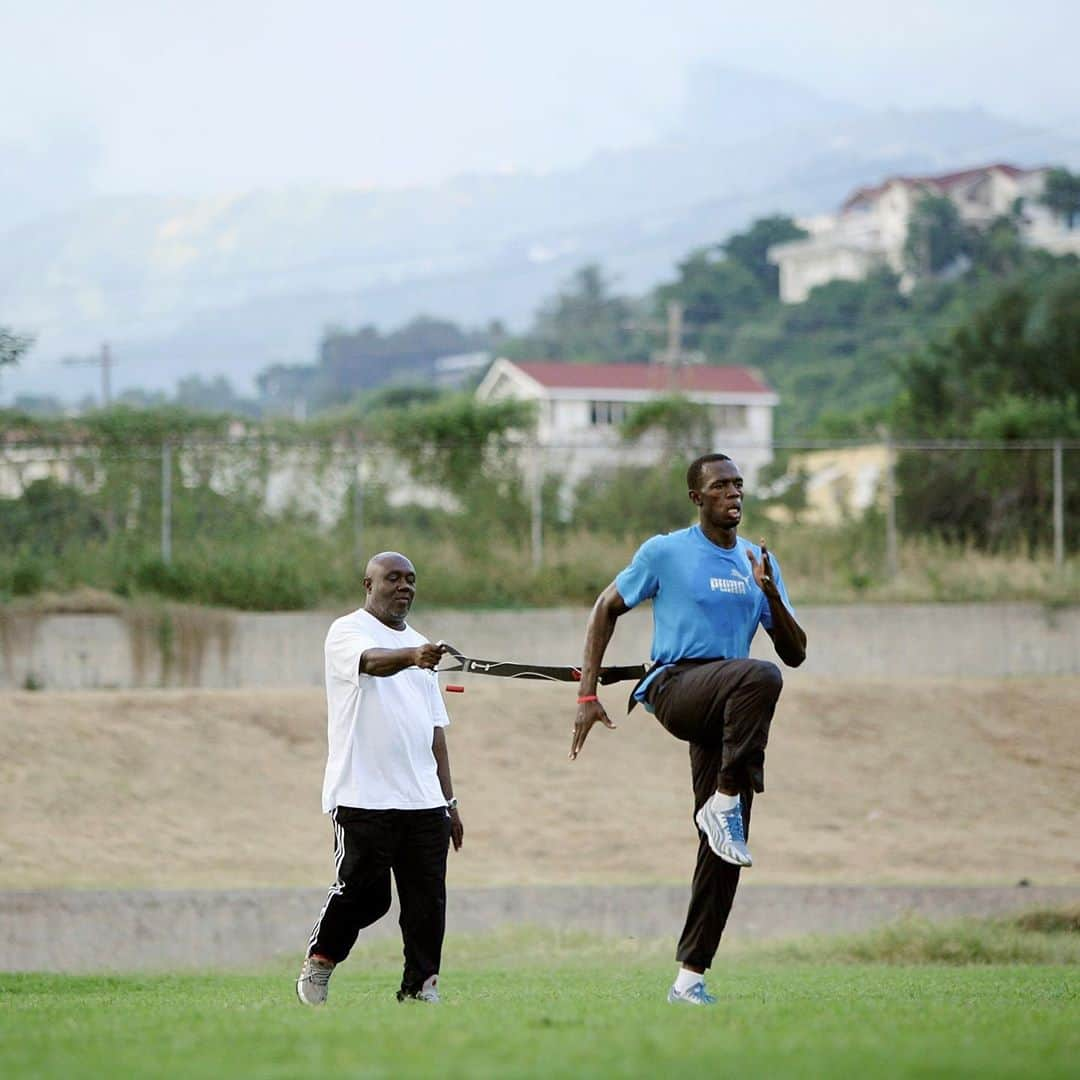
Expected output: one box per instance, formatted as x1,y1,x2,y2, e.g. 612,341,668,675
134,557,197,599
0,479,105,554
572,460,695,538
8,557,46,597
198,553,315,610
134,553,317,610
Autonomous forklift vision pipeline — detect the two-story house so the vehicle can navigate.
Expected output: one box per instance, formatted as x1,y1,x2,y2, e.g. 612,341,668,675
768,163,1077,303
474,358,778,498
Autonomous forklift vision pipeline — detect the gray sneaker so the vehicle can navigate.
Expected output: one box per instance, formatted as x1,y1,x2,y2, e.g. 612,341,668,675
296,955,334,1006
695,796,753,867
397,977,440,1003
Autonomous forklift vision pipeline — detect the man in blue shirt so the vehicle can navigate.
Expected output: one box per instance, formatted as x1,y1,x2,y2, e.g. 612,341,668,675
571,452,807,1006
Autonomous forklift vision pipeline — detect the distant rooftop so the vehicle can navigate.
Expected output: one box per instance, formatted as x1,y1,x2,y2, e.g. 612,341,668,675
509,360,773,395
843,162,1039,211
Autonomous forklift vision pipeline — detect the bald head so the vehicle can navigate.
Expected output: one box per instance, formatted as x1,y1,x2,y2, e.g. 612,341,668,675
363,551,417,629
364,550,415,578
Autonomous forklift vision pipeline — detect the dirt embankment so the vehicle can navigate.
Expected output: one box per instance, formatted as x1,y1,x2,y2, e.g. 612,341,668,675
0,678,1077,889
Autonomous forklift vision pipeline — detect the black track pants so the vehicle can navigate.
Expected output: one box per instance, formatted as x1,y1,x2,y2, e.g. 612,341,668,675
647,658,783,971
306,806,451,995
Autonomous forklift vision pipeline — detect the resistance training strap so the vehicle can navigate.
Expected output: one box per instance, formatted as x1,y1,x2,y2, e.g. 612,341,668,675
436,642,648,685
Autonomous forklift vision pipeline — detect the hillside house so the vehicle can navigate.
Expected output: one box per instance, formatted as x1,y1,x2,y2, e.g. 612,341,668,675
768,163,1080,303
474,358,778,497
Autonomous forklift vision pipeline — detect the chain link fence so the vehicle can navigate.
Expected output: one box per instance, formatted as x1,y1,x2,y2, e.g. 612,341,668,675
0,436,1075,608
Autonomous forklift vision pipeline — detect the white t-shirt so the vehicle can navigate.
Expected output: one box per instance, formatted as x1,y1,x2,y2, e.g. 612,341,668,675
321,607,450,813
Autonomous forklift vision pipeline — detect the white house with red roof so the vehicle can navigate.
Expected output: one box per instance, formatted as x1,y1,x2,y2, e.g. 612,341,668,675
768,163,1078,303
475,358,778,489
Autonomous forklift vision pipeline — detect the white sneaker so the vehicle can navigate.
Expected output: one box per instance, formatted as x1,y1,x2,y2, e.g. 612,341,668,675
667,981,716,1005
695,795,753,867
296,955,334,1006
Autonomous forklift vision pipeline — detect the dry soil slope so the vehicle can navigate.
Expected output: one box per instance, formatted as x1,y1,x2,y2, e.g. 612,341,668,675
0,678,1077,889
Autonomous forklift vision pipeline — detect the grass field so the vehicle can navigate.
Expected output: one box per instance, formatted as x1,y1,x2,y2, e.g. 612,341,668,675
3,922,1077,1079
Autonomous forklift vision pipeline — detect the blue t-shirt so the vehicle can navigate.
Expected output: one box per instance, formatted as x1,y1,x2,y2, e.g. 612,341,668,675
614,525,795,702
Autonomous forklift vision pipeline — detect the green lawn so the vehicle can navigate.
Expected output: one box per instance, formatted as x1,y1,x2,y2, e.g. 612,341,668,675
2,928,1077,1079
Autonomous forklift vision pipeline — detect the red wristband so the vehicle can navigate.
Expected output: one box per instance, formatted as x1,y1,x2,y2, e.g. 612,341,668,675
576,694,598,704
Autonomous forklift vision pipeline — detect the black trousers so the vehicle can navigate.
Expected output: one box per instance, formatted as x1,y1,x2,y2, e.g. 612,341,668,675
647,658,783,971
307,806,451,995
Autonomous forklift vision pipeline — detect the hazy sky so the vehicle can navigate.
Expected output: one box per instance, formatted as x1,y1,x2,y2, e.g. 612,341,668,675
4,0,1078,205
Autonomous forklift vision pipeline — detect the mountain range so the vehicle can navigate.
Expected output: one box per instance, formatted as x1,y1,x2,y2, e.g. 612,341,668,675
3,66,1078,399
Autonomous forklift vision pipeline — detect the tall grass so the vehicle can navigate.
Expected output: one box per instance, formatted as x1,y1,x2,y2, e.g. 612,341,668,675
1,519,1076,611
753,907,1080,966
334,908,1080,972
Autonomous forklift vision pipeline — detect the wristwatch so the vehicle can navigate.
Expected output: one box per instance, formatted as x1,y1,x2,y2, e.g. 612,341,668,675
446,797,459,812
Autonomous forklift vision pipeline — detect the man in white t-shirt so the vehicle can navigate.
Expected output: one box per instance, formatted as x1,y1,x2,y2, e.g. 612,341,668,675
296,551,463,1007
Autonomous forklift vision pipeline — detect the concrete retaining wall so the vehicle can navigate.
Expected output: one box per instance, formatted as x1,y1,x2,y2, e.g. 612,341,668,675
1,604,1076,690
2,884,1076,973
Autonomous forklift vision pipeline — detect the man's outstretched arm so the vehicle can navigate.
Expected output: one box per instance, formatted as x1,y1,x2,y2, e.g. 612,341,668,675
570,582,629,760
359,642,448,677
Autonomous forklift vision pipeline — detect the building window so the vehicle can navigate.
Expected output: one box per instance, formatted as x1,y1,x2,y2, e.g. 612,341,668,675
712,404,747,430
590,401,627,426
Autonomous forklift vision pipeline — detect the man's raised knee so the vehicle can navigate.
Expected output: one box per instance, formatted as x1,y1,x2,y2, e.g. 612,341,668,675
749,660,783,698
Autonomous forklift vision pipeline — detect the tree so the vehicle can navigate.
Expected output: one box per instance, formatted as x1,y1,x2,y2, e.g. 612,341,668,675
896,269,1080,428
507,264,638,363
352,383,442,414
620,395,714,455
11,393,62,416
892,265,1080,549
572,458,694,538
1039,167,1080,229
114,388,170,408
175,375,256,415
903,195,973,278
655,248,764,347
722,215,807,296
320,315,486,392
0,478,106,555
0,326,33,367
374,394,537,545
256,362,320,417
969,214,1026,277
787,269,903,332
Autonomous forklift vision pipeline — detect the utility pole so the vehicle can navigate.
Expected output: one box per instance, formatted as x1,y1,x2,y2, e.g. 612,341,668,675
102,342,112,406
530,441,544,571
661,300,683,391
661,300,684,362
63,342,115,407
650,300,705,389
1053,439,1064,570
353,454,365,569
627,300,704,385
161,440,173,565
884,433,899,580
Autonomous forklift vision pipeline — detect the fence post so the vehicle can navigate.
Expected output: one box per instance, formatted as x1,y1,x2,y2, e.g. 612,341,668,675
161,439,173,565
530,441,543,571
353,455,365,568
1053,439,1064,570
884,434,898,580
